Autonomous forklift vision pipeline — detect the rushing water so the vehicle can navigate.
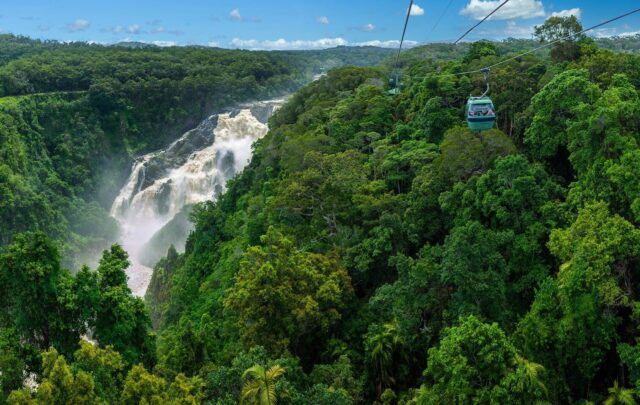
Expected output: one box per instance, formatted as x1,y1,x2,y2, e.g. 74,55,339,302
110,100,284,296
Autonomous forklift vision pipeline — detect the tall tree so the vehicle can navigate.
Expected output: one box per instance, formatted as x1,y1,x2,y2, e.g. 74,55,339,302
224,227,353,357
94,245,156,368
415,316,548,404
534,15,585,62
0,232,86,356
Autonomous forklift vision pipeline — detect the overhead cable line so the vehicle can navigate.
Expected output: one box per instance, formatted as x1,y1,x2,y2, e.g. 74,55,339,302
454,0,510,44
389,0,415,93
394,0,415,69
408,6,640,80
429,0,457,35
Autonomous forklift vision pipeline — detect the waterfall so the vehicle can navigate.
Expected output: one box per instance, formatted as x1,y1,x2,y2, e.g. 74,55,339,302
110,99,284,296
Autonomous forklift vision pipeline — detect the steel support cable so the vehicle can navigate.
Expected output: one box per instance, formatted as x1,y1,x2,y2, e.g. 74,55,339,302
429,0,457,35
395,0,415,69
454,0,511,44
389,0,415,93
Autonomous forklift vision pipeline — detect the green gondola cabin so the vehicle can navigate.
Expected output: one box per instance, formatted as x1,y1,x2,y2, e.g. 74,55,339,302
465,96,496,131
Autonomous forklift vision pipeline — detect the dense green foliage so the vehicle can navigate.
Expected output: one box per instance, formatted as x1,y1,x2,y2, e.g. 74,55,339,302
143,18,640,403
6,18,640,404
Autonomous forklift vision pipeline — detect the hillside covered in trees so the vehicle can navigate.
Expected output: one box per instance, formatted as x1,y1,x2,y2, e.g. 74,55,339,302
4,16,640,404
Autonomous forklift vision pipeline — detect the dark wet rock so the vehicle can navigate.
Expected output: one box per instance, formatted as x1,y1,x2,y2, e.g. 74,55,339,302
139,205,193,268
134,114,219,192
155,180,173,216
218,150,236,179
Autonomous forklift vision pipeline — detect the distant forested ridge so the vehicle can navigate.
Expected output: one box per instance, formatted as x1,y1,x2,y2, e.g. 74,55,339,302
4,22,640,404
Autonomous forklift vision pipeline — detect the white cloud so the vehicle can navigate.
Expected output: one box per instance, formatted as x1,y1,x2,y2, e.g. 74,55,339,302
208,41,221,47
460,0,545,21
550,8,582,19
229,37,419,50
619,31,640,38
229,8,242,21
66,19,90,32
591,28,640,38
106,24,142,35
361,23,376,32
228,8,261,23
356,39,419,48
127,24,141,34
504,20,535,37
231,37,348,50
151,26,165,33
591,28,617,38
88,38,177,47
150,40,177,47
410,4,425,16
317,16,329,25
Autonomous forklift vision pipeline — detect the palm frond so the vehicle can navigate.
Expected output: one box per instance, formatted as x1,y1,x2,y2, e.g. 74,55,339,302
267,365,286,380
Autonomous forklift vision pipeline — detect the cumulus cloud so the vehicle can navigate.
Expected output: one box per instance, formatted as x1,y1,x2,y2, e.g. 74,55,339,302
127,24,141,34
231,37,347,50
549,8,582,19
66,19,90,32
150,40,177,47
619,31,640,38
591,28,640,38
229,8,242,21
360,23,376,32
106,24,143,35
317,16,329,25
229,37,419,51
504,20,535,37
460,0,545,21
410,4,425,16
357,39,419,48
228,8,261,23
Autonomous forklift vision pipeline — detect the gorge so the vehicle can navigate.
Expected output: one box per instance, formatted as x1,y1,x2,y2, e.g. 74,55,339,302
110,99,284,296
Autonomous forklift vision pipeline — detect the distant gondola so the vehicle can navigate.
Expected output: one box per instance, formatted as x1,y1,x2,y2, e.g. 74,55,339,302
388,73,402,96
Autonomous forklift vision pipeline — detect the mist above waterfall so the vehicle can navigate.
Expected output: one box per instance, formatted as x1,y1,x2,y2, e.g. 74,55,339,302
110,99,284,296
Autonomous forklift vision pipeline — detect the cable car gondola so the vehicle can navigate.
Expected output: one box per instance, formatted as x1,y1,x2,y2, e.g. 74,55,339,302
466,96,496,132
388,72,402,96
465,68,496,132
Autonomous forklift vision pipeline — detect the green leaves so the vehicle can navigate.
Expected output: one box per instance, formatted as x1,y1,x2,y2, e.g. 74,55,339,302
224,227,353,357
548,202,640,307
241,365,286,405
417,316,548,404
525,69,600,162
515,203,640,399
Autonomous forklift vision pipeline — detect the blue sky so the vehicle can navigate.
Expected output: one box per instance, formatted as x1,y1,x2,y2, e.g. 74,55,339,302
1,0,639,49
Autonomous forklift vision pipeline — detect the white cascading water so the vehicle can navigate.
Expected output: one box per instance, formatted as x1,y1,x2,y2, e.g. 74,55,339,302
110,100,283,296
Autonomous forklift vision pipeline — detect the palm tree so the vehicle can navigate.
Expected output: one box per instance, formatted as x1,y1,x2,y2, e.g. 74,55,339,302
240,364,286,405
515,355,548,398
604,380,637,405
365,322,405,398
